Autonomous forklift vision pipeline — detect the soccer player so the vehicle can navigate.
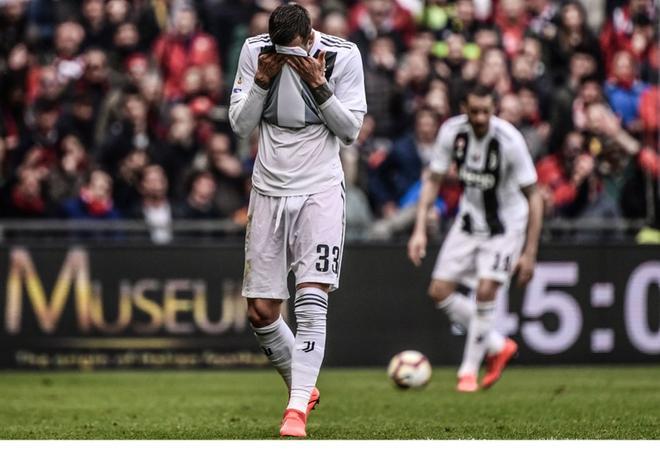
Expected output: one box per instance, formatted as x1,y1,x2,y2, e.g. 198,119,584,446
407,85,543,392
228,3,366,437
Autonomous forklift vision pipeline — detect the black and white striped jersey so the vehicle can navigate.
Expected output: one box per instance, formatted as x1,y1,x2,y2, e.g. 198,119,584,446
230,31,366,196
430,114,537,235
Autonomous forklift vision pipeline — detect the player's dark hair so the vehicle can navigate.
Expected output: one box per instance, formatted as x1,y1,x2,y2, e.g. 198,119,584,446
269,3,312,46
464,84,496,103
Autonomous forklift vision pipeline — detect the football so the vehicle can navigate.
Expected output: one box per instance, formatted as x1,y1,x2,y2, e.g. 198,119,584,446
387,350,432,389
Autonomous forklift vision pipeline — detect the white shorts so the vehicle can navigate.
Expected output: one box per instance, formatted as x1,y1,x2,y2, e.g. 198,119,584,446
241,183,346,300
432,221,525,286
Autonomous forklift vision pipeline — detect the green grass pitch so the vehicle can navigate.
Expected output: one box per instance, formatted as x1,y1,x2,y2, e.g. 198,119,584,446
1,366,659,439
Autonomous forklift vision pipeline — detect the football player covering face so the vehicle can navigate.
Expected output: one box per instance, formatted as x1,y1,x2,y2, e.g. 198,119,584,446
229,2,367,439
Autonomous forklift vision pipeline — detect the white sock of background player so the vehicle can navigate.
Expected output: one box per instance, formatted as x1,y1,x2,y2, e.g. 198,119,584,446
458,299,497,377
436,292,505,356
288,287,327,413
251,315,294,389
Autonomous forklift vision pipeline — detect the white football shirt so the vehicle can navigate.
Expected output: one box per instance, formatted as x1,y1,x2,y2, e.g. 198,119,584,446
230,31,367,196
430,114,537,235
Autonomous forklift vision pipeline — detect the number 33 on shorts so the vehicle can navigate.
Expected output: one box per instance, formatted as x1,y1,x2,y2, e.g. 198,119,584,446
316,244,340,274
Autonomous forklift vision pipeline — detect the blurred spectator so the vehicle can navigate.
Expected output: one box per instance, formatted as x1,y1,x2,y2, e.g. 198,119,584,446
370,108,441,217
499,92,547,161
0,0,654,241
546,1,601,85
604,50,649,132
536,131,592,217
61,169,120,220
528,0,560,40
0,0,29,59
162,103,198,185
132,164,172,244
196,132,246,220
341,141,374,241
569,76,605,135
396,50,432,125
494,0,529,57
364,36,404,139
112,149,148,214
477,48,511,97
175,170,222,219
97,88,156,177
52,21,86,84
638,74,659,148
80,0,112,51
110,21,142,69
599,0,656,75
153,5,220,101
548,50,597,150
4,165,52,218
47,134,89,204
349,0,414,60
12,97,62,172
321,11,349,39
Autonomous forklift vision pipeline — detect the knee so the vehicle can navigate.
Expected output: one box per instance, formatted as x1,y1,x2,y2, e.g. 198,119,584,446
428,281,453,303
296,282,330,293
247,302,279,328
476,282,499,302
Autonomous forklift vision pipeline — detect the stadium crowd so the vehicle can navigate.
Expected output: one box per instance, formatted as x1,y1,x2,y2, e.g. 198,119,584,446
0,0,658,242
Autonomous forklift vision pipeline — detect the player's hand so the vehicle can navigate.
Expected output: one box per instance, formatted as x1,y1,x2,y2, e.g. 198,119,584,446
285,51,327,88
255,53,285,89
407,231,427,267
513,252,536,287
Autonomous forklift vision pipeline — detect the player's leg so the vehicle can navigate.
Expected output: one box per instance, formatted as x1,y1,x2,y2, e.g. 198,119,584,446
247,298,294,388
428,222,478,318
428,222,484,390
435,284,506,356
287,281,329,412
430,280,471,329
459,232,524,389
457,278,501,388
242,190,294,389
476,233,525,388
281,184,344,436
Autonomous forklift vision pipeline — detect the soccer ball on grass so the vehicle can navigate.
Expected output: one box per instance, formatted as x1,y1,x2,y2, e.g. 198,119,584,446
387,350,432,389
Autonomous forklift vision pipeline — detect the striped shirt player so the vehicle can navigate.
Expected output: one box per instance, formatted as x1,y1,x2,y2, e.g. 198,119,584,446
228,3,366,437
230,32,366,196
408,85,542,394
430,113,538,247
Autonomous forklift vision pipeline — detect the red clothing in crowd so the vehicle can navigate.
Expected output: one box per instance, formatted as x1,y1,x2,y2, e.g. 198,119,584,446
153,31,220,100
599,4,656,74
536,154,579,207
494,7,529,58
348,2,417,47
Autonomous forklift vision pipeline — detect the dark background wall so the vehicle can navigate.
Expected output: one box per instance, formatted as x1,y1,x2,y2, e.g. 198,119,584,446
0,244,658,369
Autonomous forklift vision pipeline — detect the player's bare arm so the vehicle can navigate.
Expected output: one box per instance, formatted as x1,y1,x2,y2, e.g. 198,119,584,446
255,53,286,89
515,182,543,286
408,169,445,267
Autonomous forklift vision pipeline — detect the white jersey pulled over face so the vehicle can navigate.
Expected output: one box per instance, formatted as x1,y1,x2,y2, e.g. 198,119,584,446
231,31,367,197
430,114,537,235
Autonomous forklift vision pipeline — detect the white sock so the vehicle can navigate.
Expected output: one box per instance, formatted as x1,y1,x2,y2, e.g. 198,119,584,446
458,300,497,377
252,315,294,389
437,292,505,356
288,287,328,413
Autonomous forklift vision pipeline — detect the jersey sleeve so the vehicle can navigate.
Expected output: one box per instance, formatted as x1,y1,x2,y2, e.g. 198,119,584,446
429,120,455,175
509,129,538,188
229,41,268,138
333,46,367,117
231,41,256,103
